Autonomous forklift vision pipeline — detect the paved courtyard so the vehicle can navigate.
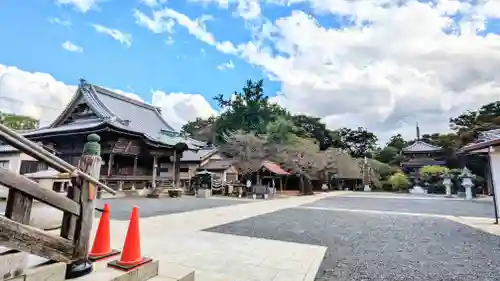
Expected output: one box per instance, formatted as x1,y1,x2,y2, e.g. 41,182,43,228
91,192,500,281
96,196,251,220
5,191,499,280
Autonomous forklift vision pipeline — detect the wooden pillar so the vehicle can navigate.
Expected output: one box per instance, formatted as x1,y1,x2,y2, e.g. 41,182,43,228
173,150,181,189
133,156,138,176
107,154,114,177
152,154,158,189
63,133,102,278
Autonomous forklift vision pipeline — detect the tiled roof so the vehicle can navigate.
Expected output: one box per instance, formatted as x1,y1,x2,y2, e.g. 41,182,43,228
199,159,235,170
23,119,106,137
181,146,218,161
459,129,500,153
92,85,176,136
26,79,205,150
261,161,289,175
401,158,447,167
402,141,442,153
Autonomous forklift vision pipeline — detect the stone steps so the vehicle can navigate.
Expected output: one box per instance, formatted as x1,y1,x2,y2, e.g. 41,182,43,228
0,249,194,281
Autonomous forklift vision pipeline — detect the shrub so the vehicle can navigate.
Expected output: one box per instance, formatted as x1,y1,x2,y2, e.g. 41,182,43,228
427,183,445,194
380,180,394,191
388,172,410,191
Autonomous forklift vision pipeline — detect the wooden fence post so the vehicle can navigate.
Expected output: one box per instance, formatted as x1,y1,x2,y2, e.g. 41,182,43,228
65,134,102,279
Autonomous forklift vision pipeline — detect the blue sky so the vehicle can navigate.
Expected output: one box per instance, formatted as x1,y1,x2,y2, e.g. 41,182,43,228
1,0,499,141
0,0,284,109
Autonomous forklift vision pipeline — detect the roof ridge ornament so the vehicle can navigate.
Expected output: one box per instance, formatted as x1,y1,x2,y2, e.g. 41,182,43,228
79,78,89,88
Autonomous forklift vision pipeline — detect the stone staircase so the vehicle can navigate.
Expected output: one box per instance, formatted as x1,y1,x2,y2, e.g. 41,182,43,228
0,251,195,281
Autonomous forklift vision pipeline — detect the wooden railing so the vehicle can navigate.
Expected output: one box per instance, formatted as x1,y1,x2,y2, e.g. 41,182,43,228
0,123,115,277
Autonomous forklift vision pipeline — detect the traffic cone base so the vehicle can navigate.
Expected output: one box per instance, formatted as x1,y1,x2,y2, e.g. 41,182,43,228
89,249,121,262
108,257,152,272
107,206,150,272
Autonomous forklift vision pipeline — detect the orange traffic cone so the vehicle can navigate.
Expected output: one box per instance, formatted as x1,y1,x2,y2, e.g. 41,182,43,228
108,206,152,271
89,204,120,261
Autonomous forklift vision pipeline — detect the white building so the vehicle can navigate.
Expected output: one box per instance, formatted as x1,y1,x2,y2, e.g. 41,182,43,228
0,144,52,198
460,129,500,218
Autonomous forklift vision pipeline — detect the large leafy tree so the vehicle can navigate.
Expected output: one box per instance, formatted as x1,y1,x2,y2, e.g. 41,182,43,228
290,115,340,150
386,134,407,151
336,127,378,158
0,112,39,130
375,146,402,165
181,116,217,143
450,101,500,146
214,79,284,140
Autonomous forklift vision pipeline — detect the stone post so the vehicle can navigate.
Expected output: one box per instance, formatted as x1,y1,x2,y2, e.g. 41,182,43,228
363,156,371,192
64,133,102,279
461,167,474,200
443,173,452,198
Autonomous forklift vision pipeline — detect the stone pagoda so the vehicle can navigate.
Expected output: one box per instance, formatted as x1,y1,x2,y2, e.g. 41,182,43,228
401,124,446,192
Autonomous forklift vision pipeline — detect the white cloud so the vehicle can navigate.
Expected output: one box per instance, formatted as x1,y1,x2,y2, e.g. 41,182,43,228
91,24,132,47
188,0,261,20
217,60,235,71
55,0,102,13
0,64,215,131
48,17,72,28
61,41,83,53
134,9,175,34
141,0,168,8
152,91,217,131
134,1,500,142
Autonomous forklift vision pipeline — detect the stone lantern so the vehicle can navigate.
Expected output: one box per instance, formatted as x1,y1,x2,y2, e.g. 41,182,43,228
442,172,452,198
461,167,474,200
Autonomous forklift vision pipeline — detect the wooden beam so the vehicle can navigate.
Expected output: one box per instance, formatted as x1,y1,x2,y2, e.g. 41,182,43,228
0,168,80,216
5,190,33,224
0,216,73,263
60,184,81,241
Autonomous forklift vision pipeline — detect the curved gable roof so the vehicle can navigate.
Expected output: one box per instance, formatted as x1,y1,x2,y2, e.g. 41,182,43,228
402,140,442,153
50,80,176,136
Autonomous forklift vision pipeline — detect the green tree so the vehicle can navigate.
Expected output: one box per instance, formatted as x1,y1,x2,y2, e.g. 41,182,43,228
290,115,339,150
386,134,407,150
214,80,284,140
375,146,400,164
266,117,296,145
0,112,39,130
336,127,378,158
420,165,449,176
388,172,410,191
181,116,217,143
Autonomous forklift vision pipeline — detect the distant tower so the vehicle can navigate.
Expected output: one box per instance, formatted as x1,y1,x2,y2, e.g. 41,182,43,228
416,122,421,140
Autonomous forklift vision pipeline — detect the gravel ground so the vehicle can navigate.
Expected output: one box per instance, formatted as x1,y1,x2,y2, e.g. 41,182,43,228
96,196,250,220
305,196,495,218
206,208,500,281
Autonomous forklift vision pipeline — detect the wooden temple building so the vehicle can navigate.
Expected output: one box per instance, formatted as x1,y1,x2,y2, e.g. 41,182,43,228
400,125,446,179
21,79,205,191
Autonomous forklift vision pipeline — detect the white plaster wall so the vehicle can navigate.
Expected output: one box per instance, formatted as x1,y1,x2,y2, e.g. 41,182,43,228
0,152,37,198
489,151,500,217
0,152,21,198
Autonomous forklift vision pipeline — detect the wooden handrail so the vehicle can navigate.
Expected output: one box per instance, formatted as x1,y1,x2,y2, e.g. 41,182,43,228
0,216,74,262
0,168,80,216
0,130,108,277
0,123,116,195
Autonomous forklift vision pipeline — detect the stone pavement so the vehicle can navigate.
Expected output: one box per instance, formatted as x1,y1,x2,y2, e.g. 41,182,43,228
6,191,500,280
207,193,500,281
99,192,343,281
